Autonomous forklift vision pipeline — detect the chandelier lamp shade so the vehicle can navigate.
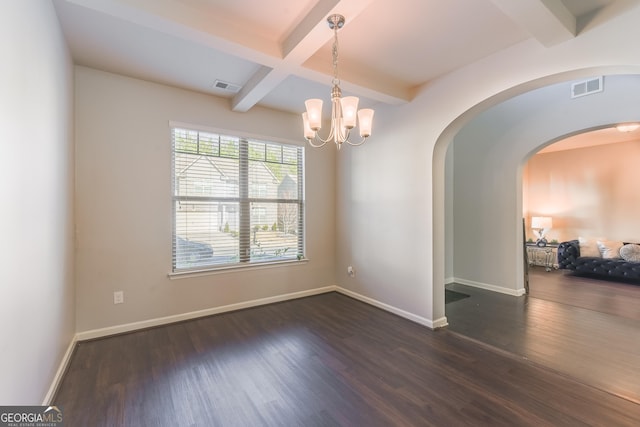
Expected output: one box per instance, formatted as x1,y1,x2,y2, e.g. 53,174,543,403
302,14,374,149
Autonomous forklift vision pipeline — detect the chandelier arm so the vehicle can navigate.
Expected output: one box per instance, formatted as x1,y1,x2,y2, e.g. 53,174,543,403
306,136,328,148
341,127,350,144
308,123,337,146
344,136,368,146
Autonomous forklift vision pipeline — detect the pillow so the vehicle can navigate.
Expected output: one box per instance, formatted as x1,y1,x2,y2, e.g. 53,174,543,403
578,237,601,257
596,240,623,259
620,244,640,262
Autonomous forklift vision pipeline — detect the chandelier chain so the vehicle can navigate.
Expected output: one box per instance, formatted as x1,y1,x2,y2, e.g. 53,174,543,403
332,25,339,86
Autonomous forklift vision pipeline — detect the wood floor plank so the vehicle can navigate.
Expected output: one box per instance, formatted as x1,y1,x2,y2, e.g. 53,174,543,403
528,268,640,321
446,268,640,406
54,292,640,426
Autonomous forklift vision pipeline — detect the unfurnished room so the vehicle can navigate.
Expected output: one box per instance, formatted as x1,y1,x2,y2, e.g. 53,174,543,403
2,1,640,426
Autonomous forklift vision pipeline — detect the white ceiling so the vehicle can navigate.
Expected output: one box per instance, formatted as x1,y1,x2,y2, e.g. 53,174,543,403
54,0,625,146
539,125,640,153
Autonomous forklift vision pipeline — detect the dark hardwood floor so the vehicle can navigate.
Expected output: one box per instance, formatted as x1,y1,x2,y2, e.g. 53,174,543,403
55,291,640,426
528,268,640,321
446,267,640,407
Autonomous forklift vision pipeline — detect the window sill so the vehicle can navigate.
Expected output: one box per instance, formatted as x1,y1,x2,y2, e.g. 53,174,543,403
168,258,308,280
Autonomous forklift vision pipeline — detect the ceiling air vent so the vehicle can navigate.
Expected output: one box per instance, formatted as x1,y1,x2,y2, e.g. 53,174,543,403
571,76,603,98
213,80,241,93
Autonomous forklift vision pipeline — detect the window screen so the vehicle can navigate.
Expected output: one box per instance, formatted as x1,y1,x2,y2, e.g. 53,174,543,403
172,126,304,272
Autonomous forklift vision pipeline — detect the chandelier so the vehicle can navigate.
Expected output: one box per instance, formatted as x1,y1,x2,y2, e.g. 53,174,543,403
302,14,374,149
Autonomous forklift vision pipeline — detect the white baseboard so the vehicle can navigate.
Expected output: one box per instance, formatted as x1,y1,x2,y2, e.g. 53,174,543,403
445,276,455,285
51,284,452,401
76,285,451,341
336,286,448,329
452,278,526,296
43,335,77,405
76,286,336,341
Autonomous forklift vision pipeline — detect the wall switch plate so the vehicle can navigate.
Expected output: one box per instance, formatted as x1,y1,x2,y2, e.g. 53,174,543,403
347,266,355,277
113,291,124,304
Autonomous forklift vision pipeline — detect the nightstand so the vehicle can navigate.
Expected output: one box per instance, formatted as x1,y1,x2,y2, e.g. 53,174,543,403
526,244,559,272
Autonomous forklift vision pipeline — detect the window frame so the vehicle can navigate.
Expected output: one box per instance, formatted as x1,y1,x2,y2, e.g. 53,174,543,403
169,122,305,276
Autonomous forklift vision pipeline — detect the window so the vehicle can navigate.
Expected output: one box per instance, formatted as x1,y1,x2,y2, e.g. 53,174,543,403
171,126,304,272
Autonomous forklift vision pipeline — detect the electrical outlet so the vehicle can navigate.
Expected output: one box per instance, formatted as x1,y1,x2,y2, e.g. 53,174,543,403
113,291,124,304
347,266,355,277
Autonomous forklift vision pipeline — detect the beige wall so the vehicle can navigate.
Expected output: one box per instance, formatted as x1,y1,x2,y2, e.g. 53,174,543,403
525,141,640,243
75,67,336,333
5,5,640,404
0,2,75,404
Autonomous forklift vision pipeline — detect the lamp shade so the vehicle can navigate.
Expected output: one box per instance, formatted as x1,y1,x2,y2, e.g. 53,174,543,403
531,216,552,229
304,99,323,130
616,123,640,132
302,113,315,139
357,109,374,137
340,96,359,129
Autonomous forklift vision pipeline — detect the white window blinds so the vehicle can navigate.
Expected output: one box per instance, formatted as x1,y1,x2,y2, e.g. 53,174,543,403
171,126,304,272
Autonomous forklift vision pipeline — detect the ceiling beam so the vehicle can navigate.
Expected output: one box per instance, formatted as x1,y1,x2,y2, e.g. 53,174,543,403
231,66,285,113
282,0,341,60
231,0,343,112
232,0,380,112
489,0,576,47
67,0,407,112
296,58,412,106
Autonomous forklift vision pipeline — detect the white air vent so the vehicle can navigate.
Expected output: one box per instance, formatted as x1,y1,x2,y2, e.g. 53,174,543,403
571,76,603,98
213,80,241,93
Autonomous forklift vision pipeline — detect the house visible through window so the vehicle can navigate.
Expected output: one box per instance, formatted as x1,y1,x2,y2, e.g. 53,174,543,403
171,126,304,272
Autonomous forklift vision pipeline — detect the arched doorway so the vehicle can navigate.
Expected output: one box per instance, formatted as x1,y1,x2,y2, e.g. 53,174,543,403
433,73,640,324
438,74,640,403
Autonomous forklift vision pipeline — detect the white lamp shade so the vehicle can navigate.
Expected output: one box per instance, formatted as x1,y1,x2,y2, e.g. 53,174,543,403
358,109,374,137
302,113,315,139
304,99,323,130
616,123,640,132
340,96,359,129
531,216,552,229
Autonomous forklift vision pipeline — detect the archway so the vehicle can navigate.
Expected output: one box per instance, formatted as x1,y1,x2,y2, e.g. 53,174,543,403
432,72,640,324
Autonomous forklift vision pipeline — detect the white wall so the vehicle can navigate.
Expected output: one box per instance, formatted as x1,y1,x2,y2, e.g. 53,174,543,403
335,2,640,325
525,140,640,243
0,2,75,404
75,67,335,333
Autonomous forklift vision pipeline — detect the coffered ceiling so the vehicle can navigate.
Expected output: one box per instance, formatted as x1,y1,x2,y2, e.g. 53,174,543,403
53,0,618,117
